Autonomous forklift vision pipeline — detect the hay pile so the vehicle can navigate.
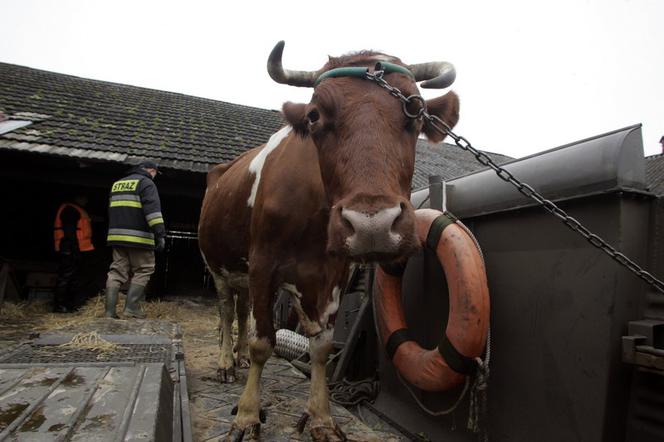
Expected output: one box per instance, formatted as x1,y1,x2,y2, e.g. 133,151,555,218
0,293,218,332
56,331,126,359
0,300,51,319
1,294,222,366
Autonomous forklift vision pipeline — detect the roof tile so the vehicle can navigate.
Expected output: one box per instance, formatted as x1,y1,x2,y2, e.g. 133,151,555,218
646,153,664,196
1,62,514,187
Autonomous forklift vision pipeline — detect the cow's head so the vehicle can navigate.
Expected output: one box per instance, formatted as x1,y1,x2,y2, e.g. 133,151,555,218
269,41,460,262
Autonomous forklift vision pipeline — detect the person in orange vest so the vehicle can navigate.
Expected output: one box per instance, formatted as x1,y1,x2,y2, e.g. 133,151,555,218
53,195,94,313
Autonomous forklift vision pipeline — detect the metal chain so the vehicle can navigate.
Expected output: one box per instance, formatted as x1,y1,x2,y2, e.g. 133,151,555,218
366,69,664,295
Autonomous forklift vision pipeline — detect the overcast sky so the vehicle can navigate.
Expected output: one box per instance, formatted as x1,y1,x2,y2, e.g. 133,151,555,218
1,0,662,159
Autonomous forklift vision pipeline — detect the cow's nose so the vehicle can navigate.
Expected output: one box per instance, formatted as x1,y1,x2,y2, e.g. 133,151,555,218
341,204,403,254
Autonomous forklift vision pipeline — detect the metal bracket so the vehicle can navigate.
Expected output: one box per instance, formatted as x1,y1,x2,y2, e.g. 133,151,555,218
622,319,664,374
428,176,443,211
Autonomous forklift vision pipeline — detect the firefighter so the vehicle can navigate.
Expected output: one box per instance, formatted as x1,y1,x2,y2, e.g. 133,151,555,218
53,196,95,313
104,160,166,319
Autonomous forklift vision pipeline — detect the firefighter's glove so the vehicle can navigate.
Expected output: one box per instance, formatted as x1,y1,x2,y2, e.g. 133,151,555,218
155,236,166,253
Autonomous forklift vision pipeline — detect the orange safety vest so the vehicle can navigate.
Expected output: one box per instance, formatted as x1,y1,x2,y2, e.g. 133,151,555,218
54,203,95,252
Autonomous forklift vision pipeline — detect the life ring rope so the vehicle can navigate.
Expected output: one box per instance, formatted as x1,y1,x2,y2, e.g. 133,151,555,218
381,212,478,375
374,209,490,391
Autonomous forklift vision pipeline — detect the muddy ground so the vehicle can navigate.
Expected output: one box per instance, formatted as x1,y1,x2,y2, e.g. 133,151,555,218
0,296,401,441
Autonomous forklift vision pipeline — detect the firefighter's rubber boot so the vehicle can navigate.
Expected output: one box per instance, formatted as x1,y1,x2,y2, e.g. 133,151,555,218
104,286,120,319
123,284,147,319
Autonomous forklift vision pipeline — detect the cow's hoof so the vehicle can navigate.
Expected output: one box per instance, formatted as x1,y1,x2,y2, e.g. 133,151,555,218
217,367,236,383
297,413,346,441
231,405,267,423
296,412,310,434
223,425,245,442
237,356,251,369
223,423,260,442
310,423,347,442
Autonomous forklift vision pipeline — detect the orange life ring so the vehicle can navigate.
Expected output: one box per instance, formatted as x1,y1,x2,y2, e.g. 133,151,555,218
374,208,490,391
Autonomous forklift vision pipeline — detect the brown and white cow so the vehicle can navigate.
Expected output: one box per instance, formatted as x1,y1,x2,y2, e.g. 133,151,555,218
198,41,459,441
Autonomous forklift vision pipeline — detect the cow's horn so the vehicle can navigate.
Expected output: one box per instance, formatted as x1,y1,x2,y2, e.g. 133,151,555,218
267,41,318,88
408,61,456,89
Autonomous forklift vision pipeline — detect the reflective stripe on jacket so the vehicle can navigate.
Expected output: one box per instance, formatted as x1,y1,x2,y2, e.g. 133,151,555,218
54,203,95,252
107,169,165,249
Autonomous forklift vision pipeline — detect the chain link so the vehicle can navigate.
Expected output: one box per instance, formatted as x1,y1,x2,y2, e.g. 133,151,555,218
366,69,664,295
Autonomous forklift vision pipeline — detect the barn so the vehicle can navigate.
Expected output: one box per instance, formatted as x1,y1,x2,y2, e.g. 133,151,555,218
646,153,664,197
0,62,511,305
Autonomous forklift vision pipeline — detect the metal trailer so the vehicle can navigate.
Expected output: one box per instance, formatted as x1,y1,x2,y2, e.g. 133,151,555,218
0,330,192,442
334,124,664,441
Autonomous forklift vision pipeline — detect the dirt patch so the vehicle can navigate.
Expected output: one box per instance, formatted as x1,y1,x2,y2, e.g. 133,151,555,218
19,404,46,432
0,403,29,431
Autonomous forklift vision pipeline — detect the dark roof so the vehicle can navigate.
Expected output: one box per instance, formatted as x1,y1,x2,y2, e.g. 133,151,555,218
0,62,513,183
0,62,284,172
412,139,512,190
646,153,664,196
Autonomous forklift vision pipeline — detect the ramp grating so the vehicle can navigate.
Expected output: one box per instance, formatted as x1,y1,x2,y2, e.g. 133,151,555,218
0,343,171,365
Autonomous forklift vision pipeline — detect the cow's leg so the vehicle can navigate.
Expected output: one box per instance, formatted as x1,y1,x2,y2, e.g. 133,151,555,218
235,286,251,368
226,268,274,440
286,284,345,441
213,273,236,383
226,336,271,440
300,328,346,441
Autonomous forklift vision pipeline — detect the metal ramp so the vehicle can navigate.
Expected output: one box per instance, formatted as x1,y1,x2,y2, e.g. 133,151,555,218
0,333,192,441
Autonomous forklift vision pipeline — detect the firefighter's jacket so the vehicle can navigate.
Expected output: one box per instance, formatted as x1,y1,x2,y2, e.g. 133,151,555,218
106,169,165,249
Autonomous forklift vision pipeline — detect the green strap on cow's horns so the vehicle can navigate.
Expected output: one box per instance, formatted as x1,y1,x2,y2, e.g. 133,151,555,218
375,62,415,79
314,62,415,86
315,67,367,85
425,211,458,251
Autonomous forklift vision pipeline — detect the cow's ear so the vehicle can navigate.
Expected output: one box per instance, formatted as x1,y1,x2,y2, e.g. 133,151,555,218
282,102,309,137
422,91,460,143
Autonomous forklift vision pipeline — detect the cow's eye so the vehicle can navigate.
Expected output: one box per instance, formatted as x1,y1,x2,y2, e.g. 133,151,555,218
307,109,320,124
